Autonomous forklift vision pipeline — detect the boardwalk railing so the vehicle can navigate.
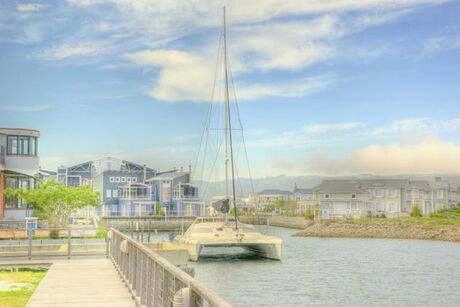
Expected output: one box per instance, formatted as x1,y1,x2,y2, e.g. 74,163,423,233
108,227,232,307
0,227,105,260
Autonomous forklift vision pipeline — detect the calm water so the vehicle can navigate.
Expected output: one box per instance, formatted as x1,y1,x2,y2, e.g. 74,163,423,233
188,226,460,307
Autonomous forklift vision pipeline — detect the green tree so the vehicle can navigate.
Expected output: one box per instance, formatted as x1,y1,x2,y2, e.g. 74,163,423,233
411,204,422,217
266,199,298,215
155,202,165,216
4,180,99,227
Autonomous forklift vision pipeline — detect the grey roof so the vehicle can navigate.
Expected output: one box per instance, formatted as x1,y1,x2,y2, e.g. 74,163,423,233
39,169,57,175
258,189,293,196
65,157,155,175
294,188,313,194
357,179,409,189
314,177,460,194
403,180,431,191
315,180,365,194
146,171,189,181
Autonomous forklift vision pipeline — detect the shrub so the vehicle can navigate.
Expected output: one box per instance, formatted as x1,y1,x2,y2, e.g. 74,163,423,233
304,213,314,220
411,205,422,217
49,229,60,239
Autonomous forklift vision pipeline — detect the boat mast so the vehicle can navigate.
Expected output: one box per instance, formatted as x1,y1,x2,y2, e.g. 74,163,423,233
222,6,239,229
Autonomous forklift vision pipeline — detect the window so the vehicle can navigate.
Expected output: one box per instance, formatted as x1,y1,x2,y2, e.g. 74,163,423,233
390,189,398,198
30,137,37,155
132,177,137,183
7,136,18,155
19,136,29,155
121,177,126,183
127,177,132,183
437,190,444,199
325,194,329,199
115,177,120,183
112,190,118,198
109,177,115,183
6,136,37,156
373,189,384,198
352,194,356,199
106,189,112,198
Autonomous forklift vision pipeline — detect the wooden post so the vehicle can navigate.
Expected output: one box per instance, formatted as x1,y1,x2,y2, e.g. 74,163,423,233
28,230,32,260
141,219,144,243
148,220,151,243
67,229,71,259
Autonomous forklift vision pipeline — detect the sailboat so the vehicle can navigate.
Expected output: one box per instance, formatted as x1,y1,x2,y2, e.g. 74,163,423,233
175,7,282,261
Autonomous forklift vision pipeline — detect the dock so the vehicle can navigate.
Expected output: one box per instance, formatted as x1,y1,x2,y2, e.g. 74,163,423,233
27,258,135,307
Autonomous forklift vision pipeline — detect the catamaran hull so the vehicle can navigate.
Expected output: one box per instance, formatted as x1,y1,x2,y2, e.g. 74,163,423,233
185,241,282,261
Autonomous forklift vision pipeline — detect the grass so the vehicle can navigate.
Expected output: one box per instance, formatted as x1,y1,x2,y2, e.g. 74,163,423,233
0,269,47,307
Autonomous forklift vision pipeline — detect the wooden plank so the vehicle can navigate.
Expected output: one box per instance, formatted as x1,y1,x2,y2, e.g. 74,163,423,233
27,258,136,306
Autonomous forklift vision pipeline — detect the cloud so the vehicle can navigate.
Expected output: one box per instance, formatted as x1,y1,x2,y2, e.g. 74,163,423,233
371,117,460,136
244,117,460,152
303,122,363,134
35,40,116,60
307,137,460,175
29,0,450,102
423,34,460,54
16,3,44,12
1,105,53,112
126,49,333,102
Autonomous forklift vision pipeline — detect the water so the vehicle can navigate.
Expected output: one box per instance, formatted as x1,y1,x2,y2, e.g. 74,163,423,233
188,226,460,307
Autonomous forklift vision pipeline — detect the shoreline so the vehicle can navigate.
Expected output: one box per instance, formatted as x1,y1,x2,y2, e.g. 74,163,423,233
239,215,311,230
294,219,460,243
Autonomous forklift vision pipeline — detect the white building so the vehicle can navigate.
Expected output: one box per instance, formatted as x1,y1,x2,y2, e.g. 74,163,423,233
304,178,459,218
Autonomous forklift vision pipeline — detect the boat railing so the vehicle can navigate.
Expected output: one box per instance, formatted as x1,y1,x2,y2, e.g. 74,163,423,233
108,227,232,307
192,216,237,224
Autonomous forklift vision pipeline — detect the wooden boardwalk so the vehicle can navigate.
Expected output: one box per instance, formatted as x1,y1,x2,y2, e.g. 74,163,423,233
27,258,136,307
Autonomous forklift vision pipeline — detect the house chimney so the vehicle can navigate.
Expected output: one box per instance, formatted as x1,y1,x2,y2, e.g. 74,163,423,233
180,166,183,172
189,165,192,174
143,164,147,182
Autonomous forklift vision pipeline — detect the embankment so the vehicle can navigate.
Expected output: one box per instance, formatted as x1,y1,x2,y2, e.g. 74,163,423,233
294,219,460,243
239,215,312,229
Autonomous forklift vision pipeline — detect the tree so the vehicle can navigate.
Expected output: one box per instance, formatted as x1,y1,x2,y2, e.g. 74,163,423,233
155,202,165,217
266,199,298,215
4,180,99,227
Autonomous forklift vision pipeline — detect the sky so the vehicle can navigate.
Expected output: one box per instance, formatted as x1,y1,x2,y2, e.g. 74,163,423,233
0,0,460,178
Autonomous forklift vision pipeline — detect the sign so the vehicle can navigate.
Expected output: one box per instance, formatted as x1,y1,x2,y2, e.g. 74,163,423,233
321,208,330,220
25,217,38,236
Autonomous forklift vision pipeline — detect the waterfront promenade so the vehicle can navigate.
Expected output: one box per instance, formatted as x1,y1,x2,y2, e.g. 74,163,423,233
27,258,135,306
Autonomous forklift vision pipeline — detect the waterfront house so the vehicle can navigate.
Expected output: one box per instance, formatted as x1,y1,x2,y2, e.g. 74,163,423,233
293,184,314,213
256,189,293,209
0,128,40,220
145,169,201,216
310,177,460,218
58,157,156,216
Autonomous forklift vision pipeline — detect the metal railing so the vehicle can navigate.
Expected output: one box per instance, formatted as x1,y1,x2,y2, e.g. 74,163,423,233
0,227,105,260
108,227,232,307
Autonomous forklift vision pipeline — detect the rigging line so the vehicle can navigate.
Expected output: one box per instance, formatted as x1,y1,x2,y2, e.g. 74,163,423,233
233,143,245,199
227,46,257,206
195,18,224,190
200,135,224,202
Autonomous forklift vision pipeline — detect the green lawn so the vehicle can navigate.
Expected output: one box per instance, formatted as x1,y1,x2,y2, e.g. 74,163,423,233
0,269,47,307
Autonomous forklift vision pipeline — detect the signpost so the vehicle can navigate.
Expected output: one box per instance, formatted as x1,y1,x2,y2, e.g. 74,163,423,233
25,217,38,260
321,208,330,220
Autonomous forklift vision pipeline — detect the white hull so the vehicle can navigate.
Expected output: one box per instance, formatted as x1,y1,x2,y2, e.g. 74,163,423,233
176,218,282,261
